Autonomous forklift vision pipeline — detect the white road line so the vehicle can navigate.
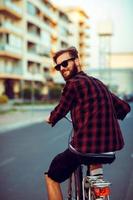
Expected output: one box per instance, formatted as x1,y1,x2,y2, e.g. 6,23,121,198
0,157,16,167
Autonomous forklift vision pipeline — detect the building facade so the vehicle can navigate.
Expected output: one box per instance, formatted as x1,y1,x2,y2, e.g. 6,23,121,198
65,7,90,70
0,0,73,99
51,7,91,84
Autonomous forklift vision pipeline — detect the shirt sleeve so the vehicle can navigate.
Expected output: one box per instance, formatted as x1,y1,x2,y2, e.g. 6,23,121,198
111,92,131,120
49,81,75,126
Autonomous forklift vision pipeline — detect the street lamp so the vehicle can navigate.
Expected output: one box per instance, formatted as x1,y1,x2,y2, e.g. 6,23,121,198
31,63,36,106
97,19,113,83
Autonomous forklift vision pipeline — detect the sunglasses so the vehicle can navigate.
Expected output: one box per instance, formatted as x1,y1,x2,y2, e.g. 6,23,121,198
55,57,75,71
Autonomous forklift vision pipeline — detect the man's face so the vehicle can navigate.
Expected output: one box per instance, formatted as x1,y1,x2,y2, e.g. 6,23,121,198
56,52,78,80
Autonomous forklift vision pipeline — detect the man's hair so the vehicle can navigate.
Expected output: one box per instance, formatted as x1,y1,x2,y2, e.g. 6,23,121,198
53,46,79,63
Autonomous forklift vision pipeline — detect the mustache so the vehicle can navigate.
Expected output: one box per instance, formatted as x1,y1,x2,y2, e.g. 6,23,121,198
61,69,67,74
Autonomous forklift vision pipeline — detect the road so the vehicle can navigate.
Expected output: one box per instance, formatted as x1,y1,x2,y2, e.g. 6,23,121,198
0,103,133,200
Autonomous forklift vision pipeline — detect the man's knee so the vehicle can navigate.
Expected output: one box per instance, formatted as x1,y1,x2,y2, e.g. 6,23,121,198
47,149,79,183
47,153,67,183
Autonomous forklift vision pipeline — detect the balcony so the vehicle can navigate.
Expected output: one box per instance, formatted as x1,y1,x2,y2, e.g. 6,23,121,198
27,13,55,35
27,52,43,63
27,32,40,44
58,18,70,29
42,5,57,23
0,64,23,77
27,14,51,33
0,44,22,59
27,14,41,28
0,0,22,19
0,21,22,35
33,0,57,24
42,22,54,34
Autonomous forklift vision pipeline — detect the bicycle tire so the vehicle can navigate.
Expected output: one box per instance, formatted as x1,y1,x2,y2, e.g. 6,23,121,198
74,166,83,200
67,165,83,200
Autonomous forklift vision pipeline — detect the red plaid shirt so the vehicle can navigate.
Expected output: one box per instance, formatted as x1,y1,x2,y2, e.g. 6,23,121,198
49,71,131,153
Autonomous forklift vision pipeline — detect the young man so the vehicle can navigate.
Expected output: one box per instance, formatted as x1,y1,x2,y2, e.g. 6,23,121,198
45,47,130,200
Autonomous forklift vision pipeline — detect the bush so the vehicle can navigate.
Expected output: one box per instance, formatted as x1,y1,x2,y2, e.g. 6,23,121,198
0,95,9,104
49,85,62,100
21,88,42,100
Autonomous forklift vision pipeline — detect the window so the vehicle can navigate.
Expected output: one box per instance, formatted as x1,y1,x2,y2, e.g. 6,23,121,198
27,2,36,16
0,33,7,44
41,31,51,47
9,34,22,49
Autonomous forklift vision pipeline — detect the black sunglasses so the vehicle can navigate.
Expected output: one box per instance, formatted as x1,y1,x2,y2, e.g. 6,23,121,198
55,57,75,71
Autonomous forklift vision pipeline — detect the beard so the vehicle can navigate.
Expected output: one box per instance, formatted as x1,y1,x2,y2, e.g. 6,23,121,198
61,63,78,81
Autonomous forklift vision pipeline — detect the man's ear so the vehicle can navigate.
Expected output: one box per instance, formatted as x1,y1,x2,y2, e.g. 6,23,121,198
75,58,81,71
75,58,80,66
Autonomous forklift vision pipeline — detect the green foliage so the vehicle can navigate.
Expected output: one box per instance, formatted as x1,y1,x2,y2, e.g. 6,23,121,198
49,85,62,100
0,95,9,104
21,88,42,100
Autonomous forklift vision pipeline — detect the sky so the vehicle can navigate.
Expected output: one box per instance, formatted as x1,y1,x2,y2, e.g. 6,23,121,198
51,0,133,67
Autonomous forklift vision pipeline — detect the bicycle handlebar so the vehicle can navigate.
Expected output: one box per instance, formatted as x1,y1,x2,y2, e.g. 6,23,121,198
64,116,72,123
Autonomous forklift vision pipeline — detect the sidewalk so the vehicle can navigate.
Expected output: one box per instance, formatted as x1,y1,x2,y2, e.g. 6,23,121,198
0,104,55,134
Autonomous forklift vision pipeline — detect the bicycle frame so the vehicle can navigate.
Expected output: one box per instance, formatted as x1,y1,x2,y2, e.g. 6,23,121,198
67,166,83,200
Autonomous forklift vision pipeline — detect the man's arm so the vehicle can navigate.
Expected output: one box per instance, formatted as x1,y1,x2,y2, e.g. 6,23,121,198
111,92,131,120
48,81,74,126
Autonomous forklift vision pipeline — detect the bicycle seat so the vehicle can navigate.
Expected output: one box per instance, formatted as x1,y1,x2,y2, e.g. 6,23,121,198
83,152,115,159
69,144,115,164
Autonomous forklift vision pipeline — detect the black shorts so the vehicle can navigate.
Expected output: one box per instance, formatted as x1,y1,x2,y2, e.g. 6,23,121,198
47,148,115,183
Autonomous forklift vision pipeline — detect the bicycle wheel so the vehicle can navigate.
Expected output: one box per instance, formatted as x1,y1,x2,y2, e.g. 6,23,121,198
74,166,83,200
67,166,83,200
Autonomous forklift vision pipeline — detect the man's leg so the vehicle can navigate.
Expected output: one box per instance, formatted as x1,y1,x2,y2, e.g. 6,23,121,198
44,149,80,200
90,164,103,177
44,173,63,200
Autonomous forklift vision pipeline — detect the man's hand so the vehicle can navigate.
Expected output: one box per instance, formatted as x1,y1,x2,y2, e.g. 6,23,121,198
45,116,52,125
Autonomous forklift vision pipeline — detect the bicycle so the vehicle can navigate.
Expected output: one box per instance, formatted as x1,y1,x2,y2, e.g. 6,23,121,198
65,116,115,200
67,153,115,200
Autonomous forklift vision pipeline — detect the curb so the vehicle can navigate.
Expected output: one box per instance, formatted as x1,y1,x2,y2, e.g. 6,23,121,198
0,107,54,134
0,116,45,134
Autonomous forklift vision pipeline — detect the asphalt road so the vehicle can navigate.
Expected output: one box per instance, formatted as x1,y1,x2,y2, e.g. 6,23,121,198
0,104,133,200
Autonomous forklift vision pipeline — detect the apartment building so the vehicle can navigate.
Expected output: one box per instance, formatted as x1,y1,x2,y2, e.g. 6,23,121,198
0,0,23,98
0,0,72,99
65,7,90,70
51,9,72,84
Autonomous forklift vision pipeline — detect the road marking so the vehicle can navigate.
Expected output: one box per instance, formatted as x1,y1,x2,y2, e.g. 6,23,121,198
131,154,133,158
0,157,16,167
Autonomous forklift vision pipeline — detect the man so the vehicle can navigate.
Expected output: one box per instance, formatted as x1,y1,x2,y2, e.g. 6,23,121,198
45,47,130,200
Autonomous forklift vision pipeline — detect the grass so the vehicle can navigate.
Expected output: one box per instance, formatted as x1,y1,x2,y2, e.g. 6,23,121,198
13,100,58,106
0,108,18,115
0,100,58,115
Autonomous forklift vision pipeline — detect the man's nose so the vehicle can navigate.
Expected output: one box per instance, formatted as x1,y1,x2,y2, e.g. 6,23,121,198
60,65,64,71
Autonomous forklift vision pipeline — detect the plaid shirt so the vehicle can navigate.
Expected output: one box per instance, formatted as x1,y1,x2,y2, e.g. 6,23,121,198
49,71,131,153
